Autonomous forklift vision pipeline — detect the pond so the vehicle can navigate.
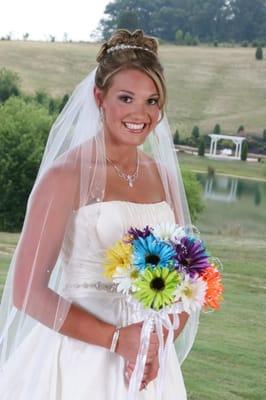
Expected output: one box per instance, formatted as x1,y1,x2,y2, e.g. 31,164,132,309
195,173,266,239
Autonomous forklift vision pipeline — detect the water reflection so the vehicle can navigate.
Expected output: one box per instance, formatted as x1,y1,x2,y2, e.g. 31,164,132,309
197,174,265,207
204,177,238,202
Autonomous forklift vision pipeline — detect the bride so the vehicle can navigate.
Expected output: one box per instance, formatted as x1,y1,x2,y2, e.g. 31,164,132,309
0,29,199,399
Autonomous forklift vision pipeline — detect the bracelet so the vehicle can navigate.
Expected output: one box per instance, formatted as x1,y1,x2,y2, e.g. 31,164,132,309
110,326,120,353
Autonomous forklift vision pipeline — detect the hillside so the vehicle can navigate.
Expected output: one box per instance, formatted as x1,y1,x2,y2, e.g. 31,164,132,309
1,40,265,137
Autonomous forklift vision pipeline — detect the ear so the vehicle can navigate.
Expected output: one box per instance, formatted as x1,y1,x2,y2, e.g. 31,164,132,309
94,86,104,107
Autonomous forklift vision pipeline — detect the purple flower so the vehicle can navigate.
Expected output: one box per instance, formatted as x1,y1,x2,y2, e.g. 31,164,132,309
128,226,152,240
175,236,209,276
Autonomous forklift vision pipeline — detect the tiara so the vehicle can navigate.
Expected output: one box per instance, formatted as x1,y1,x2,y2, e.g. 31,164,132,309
106,43,156,55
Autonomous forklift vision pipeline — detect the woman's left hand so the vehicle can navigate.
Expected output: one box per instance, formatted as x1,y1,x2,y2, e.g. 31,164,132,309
124,357,160,391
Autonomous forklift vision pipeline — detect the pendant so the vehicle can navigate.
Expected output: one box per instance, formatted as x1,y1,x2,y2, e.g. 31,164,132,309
127,176,134,188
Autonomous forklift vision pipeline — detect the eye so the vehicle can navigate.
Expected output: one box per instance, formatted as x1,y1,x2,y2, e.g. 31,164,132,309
118,95,132,103
148,98,159,105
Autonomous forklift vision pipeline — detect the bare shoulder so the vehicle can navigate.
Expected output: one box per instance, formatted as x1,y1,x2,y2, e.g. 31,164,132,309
33,147,81,206
139,150,168,175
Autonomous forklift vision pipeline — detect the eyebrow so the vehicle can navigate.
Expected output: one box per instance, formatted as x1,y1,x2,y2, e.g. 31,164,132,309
118,90,159,97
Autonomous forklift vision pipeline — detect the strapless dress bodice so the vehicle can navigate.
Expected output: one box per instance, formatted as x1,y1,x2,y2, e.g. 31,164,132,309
60,201,175,300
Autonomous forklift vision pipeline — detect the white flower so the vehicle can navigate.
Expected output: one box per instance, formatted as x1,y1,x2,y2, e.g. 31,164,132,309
152,222,186,243
113,266,138,294
175,274,207,314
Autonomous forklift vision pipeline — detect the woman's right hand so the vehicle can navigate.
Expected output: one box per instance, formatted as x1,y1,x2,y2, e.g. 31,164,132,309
115,322,159,365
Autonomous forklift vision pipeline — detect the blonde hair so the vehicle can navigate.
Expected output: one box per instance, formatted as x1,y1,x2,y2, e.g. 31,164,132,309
95,29,166,110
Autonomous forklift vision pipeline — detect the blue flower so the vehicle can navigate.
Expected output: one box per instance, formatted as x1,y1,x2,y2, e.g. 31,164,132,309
133,234,176,271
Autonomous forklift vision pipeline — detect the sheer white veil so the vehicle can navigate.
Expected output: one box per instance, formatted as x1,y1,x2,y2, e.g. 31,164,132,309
0,64,199,368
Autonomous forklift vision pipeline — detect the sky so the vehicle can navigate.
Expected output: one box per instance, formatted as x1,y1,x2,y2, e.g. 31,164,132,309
0,0,111,41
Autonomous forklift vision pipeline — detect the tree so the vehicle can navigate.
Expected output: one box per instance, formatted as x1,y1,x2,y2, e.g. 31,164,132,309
237,125,245,133
23,33,30,41
241,141,248,161
182,169,204,222
191,125,200,139
59,94,70,112
117,11,139,30
198,137,205,156
0,97,54,231
99,0,266,43
213,123,221,134
35,90,50,107
256,46,263,60
228,0,266,42
173,129,180,144
0,68,21,103
263,129,266,142
175,29,184,44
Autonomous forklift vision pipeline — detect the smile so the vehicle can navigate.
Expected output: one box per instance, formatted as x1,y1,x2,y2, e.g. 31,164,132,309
123,122,147,132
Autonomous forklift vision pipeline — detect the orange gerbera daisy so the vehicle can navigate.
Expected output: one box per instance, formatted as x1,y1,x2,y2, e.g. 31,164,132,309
202,265,224,310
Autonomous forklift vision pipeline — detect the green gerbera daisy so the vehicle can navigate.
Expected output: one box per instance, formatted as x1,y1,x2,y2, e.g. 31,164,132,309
133,267,181,310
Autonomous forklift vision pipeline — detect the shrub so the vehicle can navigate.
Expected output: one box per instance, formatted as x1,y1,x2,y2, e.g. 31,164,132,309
0,97,54,231
182,169,204,222
237,125,245,134
0,68,21,103
207,165,215,176
241,141,248,161
35,90,50,108
191,125,200,139
59,94,70,112
255,46,263,60
175,30,184,45
262,129,266,142
173,129,180,145
198,137,205,156
184,32,193,46
213,124,221,134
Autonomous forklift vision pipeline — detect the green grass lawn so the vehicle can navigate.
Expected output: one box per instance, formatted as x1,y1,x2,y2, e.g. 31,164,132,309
180,184,266,399
1,41,266,137
182,234,266,400
179,152,265,180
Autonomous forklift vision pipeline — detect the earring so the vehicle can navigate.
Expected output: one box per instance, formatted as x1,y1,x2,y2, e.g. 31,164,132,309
99,106,105,122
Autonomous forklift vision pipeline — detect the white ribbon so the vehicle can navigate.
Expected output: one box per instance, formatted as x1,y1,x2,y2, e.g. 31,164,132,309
126,300,184,400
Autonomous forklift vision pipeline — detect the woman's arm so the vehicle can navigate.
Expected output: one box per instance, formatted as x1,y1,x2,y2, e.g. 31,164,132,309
12,164,153,363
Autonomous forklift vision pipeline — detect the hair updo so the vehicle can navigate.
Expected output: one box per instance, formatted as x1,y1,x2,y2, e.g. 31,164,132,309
95,29,166,109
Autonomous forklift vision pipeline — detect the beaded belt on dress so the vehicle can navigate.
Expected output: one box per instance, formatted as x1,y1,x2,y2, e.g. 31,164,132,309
64,281,118,293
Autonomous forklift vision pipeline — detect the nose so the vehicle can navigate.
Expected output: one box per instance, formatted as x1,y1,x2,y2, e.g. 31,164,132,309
129,101,148,120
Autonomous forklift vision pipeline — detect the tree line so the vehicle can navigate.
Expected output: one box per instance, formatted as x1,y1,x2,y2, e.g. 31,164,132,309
99,0,266,43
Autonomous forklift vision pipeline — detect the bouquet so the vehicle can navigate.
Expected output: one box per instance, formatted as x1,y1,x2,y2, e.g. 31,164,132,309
103,223,223,398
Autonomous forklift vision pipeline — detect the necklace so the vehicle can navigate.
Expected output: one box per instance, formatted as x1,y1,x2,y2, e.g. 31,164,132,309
106,152,140,188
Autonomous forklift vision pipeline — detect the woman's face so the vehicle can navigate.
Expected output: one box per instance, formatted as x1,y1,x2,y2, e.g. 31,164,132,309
94,68,161,148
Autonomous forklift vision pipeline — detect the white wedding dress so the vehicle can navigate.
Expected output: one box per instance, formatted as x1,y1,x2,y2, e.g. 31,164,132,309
0,201,187,399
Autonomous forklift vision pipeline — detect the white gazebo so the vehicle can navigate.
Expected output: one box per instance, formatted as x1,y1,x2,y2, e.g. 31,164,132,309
208,134,245,160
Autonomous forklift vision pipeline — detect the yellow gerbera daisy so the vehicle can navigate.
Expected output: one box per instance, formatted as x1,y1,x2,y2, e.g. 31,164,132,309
104,240,132,278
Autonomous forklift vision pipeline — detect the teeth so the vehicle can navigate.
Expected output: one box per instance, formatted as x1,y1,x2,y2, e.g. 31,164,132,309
124,122,145,130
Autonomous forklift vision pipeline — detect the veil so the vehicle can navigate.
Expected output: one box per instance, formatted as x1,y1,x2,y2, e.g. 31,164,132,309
0,67,199,368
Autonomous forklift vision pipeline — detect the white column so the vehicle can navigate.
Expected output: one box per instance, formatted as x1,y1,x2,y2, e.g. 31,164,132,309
209,138,213,155
235,142,239,158
214,139,217,156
